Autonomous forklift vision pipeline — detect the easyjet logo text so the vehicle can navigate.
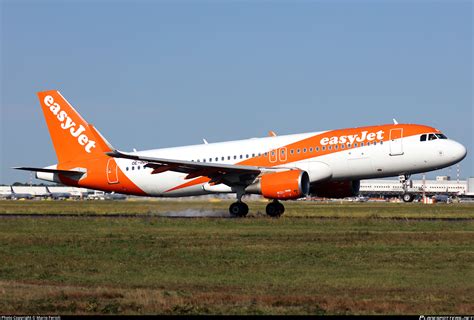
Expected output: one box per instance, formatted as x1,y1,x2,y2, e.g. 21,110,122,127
44,95,96,153
320,130,384,146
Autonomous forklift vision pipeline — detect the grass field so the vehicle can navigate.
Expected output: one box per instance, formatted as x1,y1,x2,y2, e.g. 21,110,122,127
0,200,473,315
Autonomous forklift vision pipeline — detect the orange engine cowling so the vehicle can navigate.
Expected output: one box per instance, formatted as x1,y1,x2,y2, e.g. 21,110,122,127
246,170,310,200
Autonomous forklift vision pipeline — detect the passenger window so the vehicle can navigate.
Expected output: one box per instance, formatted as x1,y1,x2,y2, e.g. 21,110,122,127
240,155,243,159
209,158,212,162
126,167,129,171
360,142,364,147
297,149,300,154
234,155,237,160
203,159,206,162
215,157,218,162
252,153,255,157
341,144,345,149
316,147,319,152
354,143,358,147
290,149,294,155
197,159,200,162
246,154,249,158
138,166,140,170
420,134,427,142
334,145,338,150
347,144,351,148
328,146,332,150
309,147,313,152
221,157,224,161
132,166,135,170
227,156,230,160
322,146,326,151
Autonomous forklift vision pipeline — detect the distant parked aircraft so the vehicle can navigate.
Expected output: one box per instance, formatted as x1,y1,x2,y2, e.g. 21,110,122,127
10,186,34,200
46,186,71,200
15,90,467,216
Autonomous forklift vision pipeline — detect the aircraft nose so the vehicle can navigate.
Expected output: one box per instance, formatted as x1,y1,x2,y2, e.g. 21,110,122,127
451,141,467,162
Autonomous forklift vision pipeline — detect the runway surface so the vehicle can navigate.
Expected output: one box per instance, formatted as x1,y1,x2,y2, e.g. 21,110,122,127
0,211,472,221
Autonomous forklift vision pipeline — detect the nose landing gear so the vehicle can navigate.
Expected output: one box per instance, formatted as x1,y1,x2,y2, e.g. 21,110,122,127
399,174,415,202
402,193,415,203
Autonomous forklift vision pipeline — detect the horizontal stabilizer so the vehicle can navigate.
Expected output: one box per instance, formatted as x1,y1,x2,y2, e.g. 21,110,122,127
13,167,86,179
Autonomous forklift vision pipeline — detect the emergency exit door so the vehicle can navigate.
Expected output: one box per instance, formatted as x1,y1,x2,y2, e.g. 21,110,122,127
389,128,404,156
107,158,119,184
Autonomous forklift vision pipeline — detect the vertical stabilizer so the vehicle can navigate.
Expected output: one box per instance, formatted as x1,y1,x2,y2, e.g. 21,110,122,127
37,91,111,164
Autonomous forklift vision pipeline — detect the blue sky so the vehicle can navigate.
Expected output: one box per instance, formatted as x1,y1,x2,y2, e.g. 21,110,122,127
1,0,472,184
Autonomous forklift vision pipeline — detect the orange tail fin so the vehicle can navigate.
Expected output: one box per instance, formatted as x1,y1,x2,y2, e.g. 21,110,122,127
37,90,111,164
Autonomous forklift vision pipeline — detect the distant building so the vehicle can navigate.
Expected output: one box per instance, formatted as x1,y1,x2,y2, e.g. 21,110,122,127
360,176,474,198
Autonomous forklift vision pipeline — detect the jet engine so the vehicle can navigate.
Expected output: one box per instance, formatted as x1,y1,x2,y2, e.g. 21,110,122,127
246,170,310,200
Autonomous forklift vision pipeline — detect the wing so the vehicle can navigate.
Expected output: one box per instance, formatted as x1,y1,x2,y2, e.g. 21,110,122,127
106,149,267,186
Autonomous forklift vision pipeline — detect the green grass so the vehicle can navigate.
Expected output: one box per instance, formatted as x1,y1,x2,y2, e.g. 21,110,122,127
0,200,473,314
1,199,473,219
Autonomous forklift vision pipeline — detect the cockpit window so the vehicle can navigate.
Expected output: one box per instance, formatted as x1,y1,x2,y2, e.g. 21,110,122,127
421,133,447,142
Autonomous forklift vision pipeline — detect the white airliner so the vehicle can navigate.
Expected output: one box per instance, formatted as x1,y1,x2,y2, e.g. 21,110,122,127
15,91,467,216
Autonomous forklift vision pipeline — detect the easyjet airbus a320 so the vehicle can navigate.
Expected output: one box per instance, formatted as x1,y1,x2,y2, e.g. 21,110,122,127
15,91,467,216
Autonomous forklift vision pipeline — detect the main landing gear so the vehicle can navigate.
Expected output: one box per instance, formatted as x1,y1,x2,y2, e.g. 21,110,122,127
229,188,249,217
229,201,249,217
228,188,286,217
229,200,285,217
265,200,285,217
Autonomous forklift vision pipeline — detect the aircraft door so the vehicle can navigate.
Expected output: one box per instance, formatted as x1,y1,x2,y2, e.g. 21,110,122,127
389,128,404,156
107,158,119,184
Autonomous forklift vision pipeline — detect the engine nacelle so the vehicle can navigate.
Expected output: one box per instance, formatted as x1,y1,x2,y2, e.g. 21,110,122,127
310,180,360,198
246,170,310,200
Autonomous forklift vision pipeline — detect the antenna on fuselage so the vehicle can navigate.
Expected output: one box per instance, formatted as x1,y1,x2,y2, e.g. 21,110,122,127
202,139,208,144
393,119,399,125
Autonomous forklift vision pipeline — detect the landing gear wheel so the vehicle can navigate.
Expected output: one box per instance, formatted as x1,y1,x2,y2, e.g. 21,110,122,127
402,193,415,203
276,202,285,214
229,202,249,217
266,201,285,217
